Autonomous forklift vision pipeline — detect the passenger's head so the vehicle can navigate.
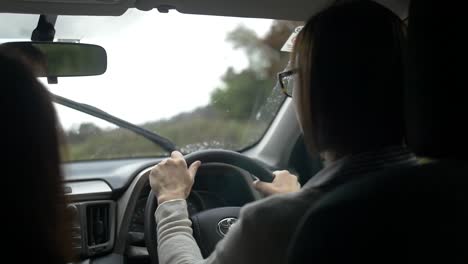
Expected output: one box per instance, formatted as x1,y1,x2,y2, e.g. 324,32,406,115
0,52,71,263
0,42,47,76
292,0,406,158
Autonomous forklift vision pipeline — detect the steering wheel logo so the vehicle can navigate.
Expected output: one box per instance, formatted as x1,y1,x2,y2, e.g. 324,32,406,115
217,217,238,237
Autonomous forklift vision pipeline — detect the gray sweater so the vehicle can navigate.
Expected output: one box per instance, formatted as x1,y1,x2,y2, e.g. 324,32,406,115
155,146,417,264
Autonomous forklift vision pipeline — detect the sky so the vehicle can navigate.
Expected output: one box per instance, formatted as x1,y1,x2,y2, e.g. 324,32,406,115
0,10,277,130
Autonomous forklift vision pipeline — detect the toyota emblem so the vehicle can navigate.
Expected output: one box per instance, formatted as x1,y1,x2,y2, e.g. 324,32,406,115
217,217,238,237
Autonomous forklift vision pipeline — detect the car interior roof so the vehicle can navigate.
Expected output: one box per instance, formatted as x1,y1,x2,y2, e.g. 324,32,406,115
0,0,409,20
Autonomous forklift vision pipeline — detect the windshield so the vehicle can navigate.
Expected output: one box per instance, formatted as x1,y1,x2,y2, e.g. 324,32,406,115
0,11,300,161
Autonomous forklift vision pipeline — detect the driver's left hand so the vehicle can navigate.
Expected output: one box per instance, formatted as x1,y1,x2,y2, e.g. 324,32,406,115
149,151,201,204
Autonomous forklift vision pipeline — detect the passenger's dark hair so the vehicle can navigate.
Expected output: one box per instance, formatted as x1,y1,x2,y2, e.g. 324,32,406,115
0,42,48,75
293,0,406,157
0,52,71,263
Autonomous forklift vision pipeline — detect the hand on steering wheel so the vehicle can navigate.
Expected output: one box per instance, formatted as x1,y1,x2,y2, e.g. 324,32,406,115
149,151,201,204
253,170,301,196
145,149,282,263
150,151,299,202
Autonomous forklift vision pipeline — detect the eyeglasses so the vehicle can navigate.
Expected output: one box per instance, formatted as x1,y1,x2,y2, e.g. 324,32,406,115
277,69,298,97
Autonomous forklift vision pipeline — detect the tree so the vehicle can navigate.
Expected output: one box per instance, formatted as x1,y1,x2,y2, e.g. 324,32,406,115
66,122,102,144
210,20,302,120
211,67,274,120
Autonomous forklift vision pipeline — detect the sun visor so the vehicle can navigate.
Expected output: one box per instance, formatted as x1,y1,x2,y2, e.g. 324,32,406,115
0,0,129,16
281,26,303,53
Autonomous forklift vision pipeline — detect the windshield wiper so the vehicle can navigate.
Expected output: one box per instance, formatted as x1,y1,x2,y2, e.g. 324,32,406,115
51,93,178,153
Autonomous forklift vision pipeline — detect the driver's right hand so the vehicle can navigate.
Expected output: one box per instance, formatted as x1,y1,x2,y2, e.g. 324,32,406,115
253,170,301,196
149,151,202,204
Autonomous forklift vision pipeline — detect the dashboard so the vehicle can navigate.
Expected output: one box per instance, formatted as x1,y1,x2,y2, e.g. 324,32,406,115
64,159,265,264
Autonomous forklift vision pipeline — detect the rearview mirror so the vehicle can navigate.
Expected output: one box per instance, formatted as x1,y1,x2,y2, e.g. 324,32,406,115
0,42,107,77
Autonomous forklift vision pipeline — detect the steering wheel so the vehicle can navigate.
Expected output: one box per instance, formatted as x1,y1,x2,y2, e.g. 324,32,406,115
144,149,273,263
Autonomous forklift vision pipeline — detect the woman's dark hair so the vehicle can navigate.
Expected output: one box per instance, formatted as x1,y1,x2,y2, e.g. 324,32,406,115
293,0,406,156
0,52,71,263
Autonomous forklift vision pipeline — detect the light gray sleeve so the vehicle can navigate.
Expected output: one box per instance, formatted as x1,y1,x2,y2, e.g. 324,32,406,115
155,200,205,264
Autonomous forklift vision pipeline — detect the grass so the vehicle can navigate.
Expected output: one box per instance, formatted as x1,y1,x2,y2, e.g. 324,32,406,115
64,114,269,161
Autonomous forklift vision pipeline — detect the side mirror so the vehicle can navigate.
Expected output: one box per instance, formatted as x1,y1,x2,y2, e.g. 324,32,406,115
0,42,107,77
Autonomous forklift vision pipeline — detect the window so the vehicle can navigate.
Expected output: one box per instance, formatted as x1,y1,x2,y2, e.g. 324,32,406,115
1,11,302,161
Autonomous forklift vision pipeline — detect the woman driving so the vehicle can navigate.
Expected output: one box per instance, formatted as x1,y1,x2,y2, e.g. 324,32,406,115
149,1,415,264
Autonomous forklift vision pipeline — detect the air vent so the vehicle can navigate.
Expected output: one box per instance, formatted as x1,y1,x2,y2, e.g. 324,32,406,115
86,204,110,246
